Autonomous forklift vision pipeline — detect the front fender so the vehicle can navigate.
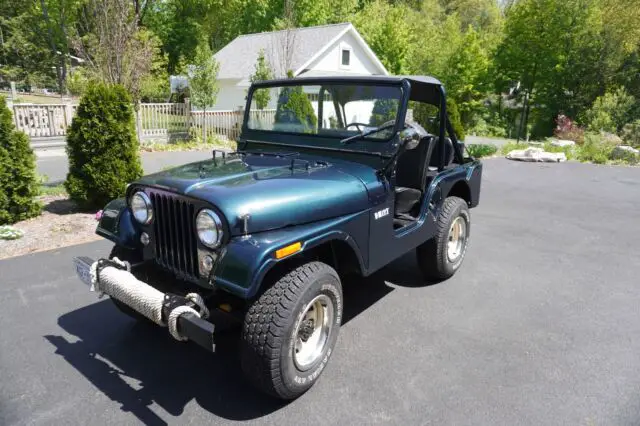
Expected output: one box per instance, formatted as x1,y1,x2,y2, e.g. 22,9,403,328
95,198,139,249
213,210,369,299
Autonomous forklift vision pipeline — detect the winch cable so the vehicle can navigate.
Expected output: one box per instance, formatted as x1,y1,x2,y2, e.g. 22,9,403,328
89,258,209,341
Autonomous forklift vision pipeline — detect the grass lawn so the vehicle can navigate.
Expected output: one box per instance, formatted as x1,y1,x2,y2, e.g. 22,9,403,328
140,111,189,130
8,93,78,104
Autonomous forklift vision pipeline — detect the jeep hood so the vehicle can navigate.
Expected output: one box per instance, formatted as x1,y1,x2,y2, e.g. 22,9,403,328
134,152,382,235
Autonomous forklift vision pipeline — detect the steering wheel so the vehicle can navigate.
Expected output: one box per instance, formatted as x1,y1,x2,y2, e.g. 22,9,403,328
344,122,369,132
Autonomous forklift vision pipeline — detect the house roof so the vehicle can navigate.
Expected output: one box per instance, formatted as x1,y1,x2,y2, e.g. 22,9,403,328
214,23,388,80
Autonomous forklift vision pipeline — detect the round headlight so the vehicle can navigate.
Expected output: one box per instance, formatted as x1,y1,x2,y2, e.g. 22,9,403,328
130,191,153,224
196,209,223,248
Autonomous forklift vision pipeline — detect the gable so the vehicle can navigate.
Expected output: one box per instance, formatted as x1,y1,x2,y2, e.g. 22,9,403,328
214,23,387,81
299,31,388,76
214,23,351,80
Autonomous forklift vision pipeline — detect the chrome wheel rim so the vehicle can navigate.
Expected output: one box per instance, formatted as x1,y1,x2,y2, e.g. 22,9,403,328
447,216,467,263
293,294,333,370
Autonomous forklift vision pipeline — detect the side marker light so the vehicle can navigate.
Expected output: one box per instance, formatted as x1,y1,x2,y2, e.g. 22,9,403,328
275,242,302,259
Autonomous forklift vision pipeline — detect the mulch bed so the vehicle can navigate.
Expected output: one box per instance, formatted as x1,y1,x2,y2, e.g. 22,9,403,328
0,195,101,260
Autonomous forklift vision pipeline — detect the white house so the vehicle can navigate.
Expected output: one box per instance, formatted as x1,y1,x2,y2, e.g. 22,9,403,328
211,22,388,111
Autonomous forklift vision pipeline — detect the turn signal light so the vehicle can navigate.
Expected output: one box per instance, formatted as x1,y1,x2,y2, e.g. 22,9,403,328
275,242,302,259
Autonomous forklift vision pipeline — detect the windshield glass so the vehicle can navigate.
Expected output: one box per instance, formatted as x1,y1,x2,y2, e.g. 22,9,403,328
246,83,402,142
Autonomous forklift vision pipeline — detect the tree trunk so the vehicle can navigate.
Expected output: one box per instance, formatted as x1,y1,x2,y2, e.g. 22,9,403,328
134,101,142,144
516,94,527,144
518,63,538,143
39,0,64,94
203,108,207,144
59,3,70,95
522,91,531,141
0,26,6,65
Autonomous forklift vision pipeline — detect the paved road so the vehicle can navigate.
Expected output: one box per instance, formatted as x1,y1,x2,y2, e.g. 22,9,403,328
36,150,216,183
1,159,640,425
35,135,512,183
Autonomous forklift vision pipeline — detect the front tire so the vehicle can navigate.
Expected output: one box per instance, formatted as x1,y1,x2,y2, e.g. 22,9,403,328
240,261,343,399
417,196,470,281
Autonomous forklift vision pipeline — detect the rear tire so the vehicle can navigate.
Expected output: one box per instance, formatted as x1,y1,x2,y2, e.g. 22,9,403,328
240,261,343,399
417,196,470,281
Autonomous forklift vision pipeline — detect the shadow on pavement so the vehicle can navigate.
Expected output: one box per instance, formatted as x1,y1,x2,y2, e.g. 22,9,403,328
46,300,284,424
43,198,81,215
366,250,444,289
45,251,434,423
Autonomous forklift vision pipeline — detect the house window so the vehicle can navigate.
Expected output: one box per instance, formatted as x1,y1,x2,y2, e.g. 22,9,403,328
341,49,350,67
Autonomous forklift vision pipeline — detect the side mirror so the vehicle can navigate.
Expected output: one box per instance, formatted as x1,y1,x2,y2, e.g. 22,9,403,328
401,128,421,151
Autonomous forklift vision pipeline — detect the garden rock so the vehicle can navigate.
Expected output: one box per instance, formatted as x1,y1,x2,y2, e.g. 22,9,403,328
506,147,567,163
611,145,640,160
551,139,576,147
602,133,623,145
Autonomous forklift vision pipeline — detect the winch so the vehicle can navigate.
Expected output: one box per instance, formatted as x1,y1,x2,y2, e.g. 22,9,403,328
73,256,216,352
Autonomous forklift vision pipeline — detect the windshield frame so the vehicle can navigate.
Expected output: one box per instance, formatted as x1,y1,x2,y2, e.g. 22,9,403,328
241,77,411,156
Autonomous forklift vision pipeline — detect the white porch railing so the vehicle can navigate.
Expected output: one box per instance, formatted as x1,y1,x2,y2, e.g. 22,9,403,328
11,102,276,142
13,104,77,137
138,103,190,138
190,109,277,140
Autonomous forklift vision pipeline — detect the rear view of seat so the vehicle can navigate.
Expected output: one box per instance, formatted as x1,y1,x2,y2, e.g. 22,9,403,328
394,136,434,216
428,137,454,171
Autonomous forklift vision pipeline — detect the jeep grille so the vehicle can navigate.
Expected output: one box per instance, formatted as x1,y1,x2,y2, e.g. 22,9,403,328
149,191,199,281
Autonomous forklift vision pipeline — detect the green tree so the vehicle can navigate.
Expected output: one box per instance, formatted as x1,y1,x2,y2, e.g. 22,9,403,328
447,98,466,140
140,42,171,103
441,27,491,128
440,0,502,32
0,0,71,91
583,87,635,133
290,0,358,27
411,99,466,140
143,0,203,73
621,119,640,147
0,96,41,225
494,0,604,138
249,49,274,109
189,42,220,143
37,0,81,94
353,0,413,74
77,1,157,104
67,68,90,96
275,84,317,132
145,0,271,73
370,99,398,126
65,83,143,209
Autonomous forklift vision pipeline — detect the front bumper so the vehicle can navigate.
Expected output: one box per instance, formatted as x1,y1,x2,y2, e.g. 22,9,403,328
73,256,216,352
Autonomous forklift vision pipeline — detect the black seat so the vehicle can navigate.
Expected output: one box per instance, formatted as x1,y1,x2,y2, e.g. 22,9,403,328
394,135,435,216
428,137,455,171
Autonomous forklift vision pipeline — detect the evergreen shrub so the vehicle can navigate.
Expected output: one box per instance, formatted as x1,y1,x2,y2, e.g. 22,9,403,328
0,96,41,225
65,83,143,210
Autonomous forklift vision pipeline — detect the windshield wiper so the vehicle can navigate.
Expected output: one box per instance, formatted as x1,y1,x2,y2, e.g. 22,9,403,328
340,122,396,145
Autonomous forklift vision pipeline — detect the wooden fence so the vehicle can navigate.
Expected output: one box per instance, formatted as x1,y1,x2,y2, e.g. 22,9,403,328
138,103,190,139
12,104,77,137
11,102,276,142
191,109,277,141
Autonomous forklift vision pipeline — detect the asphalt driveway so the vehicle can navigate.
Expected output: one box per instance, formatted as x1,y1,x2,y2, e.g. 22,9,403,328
1,158,639,425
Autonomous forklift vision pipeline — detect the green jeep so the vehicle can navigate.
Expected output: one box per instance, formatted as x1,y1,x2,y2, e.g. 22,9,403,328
73,75,482,399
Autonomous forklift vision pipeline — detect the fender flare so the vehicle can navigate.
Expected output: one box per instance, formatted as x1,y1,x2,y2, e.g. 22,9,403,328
95,198,139,249
249,230,364,297
213,213,369,299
